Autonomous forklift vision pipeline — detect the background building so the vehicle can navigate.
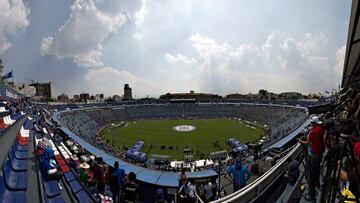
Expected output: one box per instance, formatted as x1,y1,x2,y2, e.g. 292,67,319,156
80,92,90,102
29,82,55,101
57,93,69,102
15,83,36,98
160,90,221,100
123,84,132,100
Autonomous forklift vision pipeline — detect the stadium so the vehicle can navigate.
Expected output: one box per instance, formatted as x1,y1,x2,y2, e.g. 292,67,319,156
58,103,307,162
0,1,358,203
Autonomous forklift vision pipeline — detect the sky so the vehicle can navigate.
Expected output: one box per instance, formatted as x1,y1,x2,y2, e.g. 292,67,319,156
0,0,352,98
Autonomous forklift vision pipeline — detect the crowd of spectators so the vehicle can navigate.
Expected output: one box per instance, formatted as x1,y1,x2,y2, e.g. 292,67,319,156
59,104,307,164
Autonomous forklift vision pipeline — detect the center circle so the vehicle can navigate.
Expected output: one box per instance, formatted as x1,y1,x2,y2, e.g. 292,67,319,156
173,125,196,132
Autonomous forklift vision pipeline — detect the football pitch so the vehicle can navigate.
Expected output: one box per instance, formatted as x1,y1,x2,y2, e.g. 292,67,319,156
101,118,265,160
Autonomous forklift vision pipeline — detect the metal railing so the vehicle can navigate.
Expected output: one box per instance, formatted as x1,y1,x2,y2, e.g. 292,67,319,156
211,143,303,203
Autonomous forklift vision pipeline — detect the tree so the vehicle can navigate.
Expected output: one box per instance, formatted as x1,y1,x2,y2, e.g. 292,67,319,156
258,89,268,98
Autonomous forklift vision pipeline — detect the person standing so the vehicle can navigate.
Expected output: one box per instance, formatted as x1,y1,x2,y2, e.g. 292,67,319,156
113,161,125,203
122,172,139,203
228,159,251,192
299,116,325,202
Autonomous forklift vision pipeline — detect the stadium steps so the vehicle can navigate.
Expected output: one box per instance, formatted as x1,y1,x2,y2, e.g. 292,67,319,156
26,121,41,203
0,115,26,167
0,117,40,203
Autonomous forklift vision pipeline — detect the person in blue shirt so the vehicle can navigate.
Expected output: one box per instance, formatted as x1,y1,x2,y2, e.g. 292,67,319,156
39,147,63,182
228,158,251,192
113,161,125,202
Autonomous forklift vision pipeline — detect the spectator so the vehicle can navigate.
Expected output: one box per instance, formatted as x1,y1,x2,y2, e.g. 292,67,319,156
178,179,188,203
122,172,139,203
340,141,360,200
228,159,251,192
155,188,166,203
179,168,187,185
286,159,300,186
204,182,213,202
299,116,325,202
36,138,48,157
109,166,120,203
185,180,197,203
247,162,260,184
114,161,125,197
92,157,105,194
265,156,275,167
39,146,63,182
79,162,90,184
69,155,79,174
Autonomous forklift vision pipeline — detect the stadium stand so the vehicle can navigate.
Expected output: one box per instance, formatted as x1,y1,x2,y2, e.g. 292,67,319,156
48,102,310,202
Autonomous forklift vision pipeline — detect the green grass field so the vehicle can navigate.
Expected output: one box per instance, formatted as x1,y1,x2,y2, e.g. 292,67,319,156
101,118,264,160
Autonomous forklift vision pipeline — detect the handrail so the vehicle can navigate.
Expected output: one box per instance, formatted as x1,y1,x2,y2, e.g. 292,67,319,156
195,193,204,203
211,143,302,203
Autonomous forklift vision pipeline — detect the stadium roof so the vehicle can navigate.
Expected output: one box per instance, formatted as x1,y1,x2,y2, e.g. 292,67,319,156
342,0,360,88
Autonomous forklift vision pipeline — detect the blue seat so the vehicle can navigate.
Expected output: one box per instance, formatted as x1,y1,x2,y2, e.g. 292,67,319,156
47,194,66,203
69,180,82,193
11,146,28,160
10,113,22,121
23,119,32,130
14,140,28,152
43,180,61,198
64,172,75,182
8,149,28,171
0,176,27,203
75,189,92,203
3,161,28,191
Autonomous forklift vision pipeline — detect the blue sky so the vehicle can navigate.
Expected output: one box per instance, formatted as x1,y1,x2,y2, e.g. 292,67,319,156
0,0,352,97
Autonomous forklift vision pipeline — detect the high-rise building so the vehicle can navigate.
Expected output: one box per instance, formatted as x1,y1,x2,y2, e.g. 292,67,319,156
123,84,132,100
30,82,55,101
80,92,90,102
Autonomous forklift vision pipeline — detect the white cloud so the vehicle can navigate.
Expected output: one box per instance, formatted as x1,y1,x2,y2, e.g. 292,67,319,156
73,50,103,68
84,66,159,97
178,32,344,94
40,36,53,56
295,32,328,56
133,32,144,40
0,0,29,54
335,45,346,76
40,0,143,68
164,53,197,65
134,0,146,26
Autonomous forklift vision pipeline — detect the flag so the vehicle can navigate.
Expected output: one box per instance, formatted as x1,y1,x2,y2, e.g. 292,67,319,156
2,71,12,79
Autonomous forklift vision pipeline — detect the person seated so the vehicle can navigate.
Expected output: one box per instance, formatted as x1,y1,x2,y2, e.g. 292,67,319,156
36,138,48,158
39,146,63,182
69,155,79,173
79,162,90,184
